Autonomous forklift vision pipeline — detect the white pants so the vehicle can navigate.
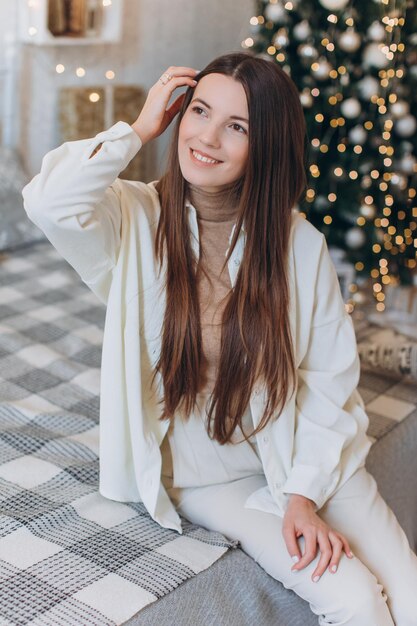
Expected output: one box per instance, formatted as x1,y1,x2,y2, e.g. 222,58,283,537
165,466,417,625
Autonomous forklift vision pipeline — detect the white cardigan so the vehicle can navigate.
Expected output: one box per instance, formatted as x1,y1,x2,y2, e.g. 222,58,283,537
22,121,373,534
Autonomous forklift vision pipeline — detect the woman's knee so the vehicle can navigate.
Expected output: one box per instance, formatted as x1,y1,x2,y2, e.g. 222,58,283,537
380,549,417,625
337,583,392,625
307,559,393,625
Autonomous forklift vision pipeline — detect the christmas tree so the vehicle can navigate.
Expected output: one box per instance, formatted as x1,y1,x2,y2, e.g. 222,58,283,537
246,0,417,311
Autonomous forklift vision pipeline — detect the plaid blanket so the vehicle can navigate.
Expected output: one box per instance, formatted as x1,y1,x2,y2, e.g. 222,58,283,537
0,242,237,626
1,241,416,625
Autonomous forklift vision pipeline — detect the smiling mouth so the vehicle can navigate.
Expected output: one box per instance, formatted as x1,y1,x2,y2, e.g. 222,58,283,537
189,148,223,165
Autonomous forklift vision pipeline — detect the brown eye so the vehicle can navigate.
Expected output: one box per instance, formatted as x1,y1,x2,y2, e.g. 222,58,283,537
231,123,246,134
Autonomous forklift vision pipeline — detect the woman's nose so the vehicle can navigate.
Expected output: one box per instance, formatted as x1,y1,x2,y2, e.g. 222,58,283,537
199,125,221,147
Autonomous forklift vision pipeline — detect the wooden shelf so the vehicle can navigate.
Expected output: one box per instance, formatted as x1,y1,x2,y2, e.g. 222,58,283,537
18,0,123,46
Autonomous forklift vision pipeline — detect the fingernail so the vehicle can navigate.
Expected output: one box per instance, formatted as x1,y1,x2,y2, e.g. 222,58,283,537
330,565,337,573
348,551,354,558
192,80,197,84
291,555,300,563
313,575,320,583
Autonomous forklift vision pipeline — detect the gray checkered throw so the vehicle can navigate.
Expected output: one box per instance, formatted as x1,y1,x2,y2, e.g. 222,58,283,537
0,242,237,625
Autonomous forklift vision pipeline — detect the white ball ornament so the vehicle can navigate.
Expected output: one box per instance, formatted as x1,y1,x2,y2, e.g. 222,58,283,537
319,0,349,10
360,203,376,219
357,76,379,100
353,291,366,305
349,125,367,144
273,28,289,48
345,227,366,249
339,29,361,53
264,3,287,22
293,19,311,41
394,115,417,138
298,43,319,60
390,100,410,118
340,97,361,119
390,173,408,189
398,154,416,175
300,90,313,108
363,43,389,69
312,57,332,80
367,20,386,42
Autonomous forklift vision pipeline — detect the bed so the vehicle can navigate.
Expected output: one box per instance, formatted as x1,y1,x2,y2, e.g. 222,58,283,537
0,239,416,626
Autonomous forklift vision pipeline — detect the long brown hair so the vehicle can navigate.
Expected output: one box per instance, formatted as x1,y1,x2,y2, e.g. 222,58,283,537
153,51,308,444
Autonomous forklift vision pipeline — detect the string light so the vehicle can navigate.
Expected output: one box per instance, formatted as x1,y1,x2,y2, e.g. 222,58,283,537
242,37,254,48
23,1,120,81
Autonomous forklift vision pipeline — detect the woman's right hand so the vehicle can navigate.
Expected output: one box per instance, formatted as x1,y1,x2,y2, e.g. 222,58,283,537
282,494,354,583
131,66,199,145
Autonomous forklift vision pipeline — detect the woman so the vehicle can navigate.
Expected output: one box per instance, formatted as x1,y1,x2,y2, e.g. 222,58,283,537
22,52,417,625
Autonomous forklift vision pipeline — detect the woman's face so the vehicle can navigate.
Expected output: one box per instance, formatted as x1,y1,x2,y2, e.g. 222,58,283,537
178,73,249,192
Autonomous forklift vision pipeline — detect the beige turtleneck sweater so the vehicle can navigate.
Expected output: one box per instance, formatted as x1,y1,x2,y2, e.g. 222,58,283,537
160,180,263,493
188,180,241,397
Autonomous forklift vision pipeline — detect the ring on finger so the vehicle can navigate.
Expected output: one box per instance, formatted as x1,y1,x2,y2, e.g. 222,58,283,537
159,72,173,85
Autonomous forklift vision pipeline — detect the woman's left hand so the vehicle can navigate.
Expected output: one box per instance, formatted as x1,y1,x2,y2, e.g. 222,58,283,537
282,494,354,582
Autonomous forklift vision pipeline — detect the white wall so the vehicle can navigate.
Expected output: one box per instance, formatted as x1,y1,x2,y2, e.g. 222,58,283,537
1,0,255,179
0,0,20,148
